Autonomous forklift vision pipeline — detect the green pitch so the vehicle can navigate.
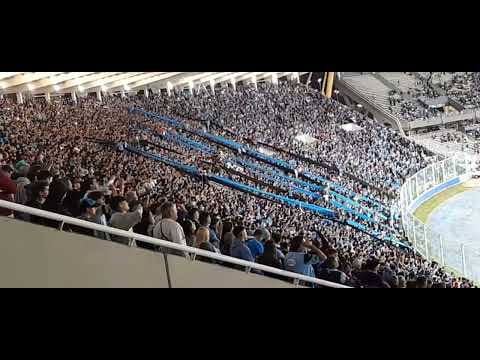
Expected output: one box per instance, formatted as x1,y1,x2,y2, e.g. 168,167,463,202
414,184,469,223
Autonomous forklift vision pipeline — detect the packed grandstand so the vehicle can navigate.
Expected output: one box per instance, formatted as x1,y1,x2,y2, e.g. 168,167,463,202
0,72,477,288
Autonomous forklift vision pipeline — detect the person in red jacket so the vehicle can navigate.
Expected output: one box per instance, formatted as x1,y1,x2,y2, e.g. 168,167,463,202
0,165,17,217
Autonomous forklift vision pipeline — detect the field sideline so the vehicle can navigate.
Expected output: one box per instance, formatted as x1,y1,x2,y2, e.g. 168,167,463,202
414,184,469,223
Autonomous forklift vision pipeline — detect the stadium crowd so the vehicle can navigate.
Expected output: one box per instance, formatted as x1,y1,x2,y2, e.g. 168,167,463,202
0,82,475,288
385,72,480,122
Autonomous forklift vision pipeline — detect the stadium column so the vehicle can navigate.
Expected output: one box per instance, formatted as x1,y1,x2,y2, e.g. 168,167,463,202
210,79,215,95
325,72,335,98
71,91,77,104
45,93,51,103
251,75,258,90
16,92,23,104
144,87,149,98
96,90,102,102
290,72,300,83
271,73,278,85
121,89,126,98
231,78,237,92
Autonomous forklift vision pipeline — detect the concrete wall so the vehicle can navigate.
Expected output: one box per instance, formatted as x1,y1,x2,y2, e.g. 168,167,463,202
0,218,300,288
336,79,403,132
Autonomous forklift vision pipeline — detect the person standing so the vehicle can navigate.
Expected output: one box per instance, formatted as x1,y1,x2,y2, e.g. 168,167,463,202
153,201,187,256
109,196,143,246
0,165,16,218
284,235,327,279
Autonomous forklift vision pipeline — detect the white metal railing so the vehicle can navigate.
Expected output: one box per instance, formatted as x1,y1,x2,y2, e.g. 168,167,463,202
0,199,349,288
399,153,480,282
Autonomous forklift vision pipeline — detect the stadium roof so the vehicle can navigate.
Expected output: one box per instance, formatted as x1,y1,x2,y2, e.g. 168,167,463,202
0,72,306,95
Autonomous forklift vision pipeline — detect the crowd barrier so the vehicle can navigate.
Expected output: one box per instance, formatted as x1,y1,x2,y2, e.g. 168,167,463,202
399,154,480,281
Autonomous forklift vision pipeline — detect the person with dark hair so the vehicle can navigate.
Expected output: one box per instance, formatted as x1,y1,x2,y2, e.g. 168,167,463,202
109,196,143,246
416,276,428,289
35,169,53,184
181,219,197,248
257,240,284,272
246,227,268,261
272,232,286,264
72,198,100,238
230,226,254,262
188,207,200,228
284,235,327,279
0,164,16,217
132,204,156,250
354,258,391,288
25,181,50,225
63,178,85,218
432,281,446,289
318,256,348,285
43,179,72,228
220,221,234,256
198,211,220,248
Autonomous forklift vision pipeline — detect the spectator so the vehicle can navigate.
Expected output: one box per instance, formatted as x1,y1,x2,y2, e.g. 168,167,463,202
43,179,72,228
272,232,286,265
181,219,197,247
230,225,255,262
220,221,234,256
198,211,220,248
133,206,157,250
285,235,327,279
73,198,101,238
0,165,16,218
14,162,31,205
354,258,390,288
246,228,268,260
318,256,348,285
192,227,219,264
416,276,428,289
25,181,50,225
188,207,201,228
109,196,143,246
153,201,187,255
257,240,284,271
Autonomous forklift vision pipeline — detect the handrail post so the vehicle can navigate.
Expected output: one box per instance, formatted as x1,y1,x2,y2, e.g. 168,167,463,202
440,236,445,266
423,226,429,260
58,221,65,232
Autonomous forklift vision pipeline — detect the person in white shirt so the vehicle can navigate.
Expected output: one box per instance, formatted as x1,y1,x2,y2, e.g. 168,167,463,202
109,196,143,246
153,201,187,256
